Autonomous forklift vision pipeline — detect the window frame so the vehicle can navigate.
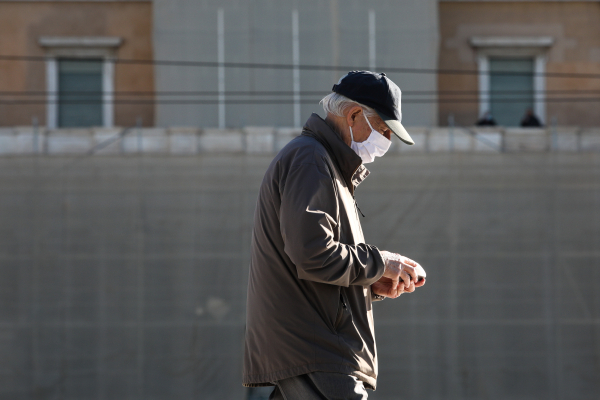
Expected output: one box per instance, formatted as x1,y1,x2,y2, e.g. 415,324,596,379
39,36,122,129
470,36,553,125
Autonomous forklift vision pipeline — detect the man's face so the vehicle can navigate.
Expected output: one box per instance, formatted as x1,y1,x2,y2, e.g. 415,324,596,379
352,110,392,143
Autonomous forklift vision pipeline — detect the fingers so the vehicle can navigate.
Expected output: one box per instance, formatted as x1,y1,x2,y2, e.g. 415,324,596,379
400,258,419,282
382,260,402,280
389,283,403,299
396,281,405,297
392,277,400,295
399,273,414,292
400,264,417,284
373,277,404,299
399,263,420,292
381,252,425,295
399,269,411,287
400,256,418,267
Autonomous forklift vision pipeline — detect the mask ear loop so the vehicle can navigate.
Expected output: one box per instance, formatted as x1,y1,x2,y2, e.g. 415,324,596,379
350,110,372,143
363,111,376,131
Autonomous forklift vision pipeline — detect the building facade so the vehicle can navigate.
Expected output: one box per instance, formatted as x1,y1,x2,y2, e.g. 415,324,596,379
152,0,440,129
3,1,598,130
0,0,154,128
439,0,600,127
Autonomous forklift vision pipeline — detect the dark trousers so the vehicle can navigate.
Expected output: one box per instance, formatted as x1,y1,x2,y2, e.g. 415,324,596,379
269,372,368,400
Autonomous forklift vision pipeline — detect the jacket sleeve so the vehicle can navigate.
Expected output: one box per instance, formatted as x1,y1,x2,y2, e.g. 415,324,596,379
279,160,385,287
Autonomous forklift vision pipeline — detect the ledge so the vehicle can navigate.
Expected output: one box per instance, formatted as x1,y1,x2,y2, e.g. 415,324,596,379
0,126,598,155
470,36,554,48
39,36,123,48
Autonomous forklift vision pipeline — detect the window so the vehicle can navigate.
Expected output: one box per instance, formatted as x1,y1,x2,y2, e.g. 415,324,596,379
58,59,103,127
39,36,122,129
471,36,553,126
489,58,534,127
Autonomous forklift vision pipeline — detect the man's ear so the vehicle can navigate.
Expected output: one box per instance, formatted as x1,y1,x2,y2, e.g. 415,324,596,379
346,106,362,128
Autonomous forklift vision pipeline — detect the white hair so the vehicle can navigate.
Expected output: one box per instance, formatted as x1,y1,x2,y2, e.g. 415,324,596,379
319,92,378,118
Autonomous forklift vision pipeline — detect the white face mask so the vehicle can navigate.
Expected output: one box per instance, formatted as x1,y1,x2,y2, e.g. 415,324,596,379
349,112,391,164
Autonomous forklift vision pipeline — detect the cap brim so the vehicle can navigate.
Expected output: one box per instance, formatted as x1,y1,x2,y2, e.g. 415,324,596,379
376,111,414,145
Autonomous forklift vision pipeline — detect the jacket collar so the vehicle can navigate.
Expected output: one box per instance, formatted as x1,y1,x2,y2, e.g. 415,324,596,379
301,113,368,195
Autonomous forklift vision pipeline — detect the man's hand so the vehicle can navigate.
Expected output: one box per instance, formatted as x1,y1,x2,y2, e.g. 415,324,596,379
372,251,426,299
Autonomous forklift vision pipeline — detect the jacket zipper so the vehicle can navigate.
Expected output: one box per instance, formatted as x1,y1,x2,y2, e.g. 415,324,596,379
354,195,365,218
351,165,365,218
341,289,353,318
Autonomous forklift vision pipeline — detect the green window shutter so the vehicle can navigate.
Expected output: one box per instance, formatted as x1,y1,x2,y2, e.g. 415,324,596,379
58,59,103,128
489,58,534,127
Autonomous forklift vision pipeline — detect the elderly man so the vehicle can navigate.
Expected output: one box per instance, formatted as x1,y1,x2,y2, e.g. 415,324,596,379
243,71,426,399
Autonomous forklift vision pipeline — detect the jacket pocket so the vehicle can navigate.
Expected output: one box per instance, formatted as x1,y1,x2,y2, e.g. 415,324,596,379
341,289,353,318
334,289,354,332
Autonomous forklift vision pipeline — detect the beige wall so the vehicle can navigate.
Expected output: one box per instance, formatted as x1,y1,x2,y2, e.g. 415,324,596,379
0,1,154,127
439,1,600,127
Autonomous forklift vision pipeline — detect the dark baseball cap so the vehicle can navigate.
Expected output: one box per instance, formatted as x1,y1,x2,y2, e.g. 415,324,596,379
332,71,414,145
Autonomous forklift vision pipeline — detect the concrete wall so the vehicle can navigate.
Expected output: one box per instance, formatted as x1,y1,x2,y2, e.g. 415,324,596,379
1,152,599,400
0,0,154,127
152,0,439,129
438,1,600,127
